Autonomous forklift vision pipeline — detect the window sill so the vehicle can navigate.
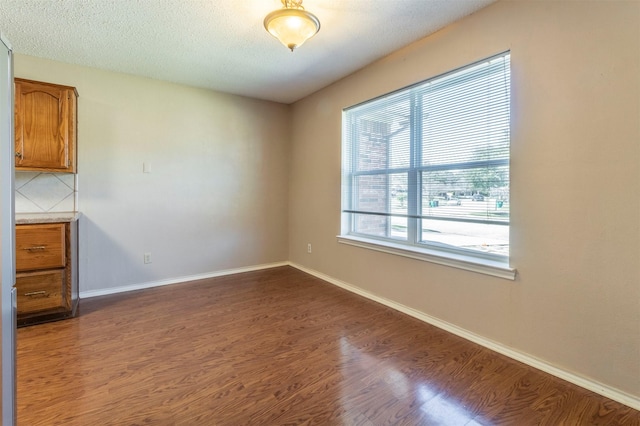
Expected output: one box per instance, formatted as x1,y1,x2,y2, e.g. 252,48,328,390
337,235,516,280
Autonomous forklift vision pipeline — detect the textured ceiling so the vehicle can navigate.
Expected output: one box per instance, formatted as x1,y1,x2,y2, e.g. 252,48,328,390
0,0,495,104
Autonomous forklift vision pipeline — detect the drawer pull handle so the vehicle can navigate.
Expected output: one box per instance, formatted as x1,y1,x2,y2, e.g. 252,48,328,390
23,246,46,251
24,291,47,297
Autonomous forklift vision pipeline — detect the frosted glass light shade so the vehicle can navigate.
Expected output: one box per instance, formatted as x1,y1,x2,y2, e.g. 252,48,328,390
264,8,320,51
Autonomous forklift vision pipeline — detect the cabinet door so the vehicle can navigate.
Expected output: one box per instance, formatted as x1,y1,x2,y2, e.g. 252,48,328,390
14,79,77,172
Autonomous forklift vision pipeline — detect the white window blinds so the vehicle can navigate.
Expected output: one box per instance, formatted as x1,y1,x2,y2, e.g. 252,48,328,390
342,52,511,261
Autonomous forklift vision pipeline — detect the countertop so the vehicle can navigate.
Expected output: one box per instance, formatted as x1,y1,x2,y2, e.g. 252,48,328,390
15,212,82,224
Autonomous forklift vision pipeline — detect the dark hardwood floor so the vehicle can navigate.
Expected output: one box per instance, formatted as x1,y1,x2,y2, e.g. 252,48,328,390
17,266,640,425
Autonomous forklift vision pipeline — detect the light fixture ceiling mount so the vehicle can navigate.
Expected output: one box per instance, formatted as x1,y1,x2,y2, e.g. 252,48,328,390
264,0,320,52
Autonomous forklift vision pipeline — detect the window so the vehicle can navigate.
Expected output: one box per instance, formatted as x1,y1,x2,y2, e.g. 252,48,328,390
340,52,514,279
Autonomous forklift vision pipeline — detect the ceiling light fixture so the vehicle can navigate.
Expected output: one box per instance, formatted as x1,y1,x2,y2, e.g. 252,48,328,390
264,0,320,52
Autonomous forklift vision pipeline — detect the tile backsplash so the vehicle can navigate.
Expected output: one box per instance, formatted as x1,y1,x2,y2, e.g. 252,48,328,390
15,172,77,213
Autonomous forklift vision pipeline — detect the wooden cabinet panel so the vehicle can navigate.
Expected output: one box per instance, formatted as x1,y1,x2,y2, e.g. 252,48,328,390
16,223,65,271
16,270,65,314
16,220,79,326
14,78,78,173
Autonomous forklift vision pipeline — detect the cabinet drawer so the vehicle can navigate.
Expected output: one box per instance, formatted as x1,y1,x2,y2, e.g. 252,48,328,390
16,270,65,314
16,223,65,271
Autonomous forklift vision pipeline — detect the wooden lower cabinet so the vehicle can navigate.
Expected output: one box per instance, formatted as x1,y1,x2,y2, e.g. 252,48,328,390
16,221,78,326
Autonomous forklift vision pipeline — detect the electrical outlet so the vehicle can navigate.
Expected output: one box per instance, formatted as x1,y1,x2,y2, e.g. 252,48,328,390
307,243,312,254
144,252,152,264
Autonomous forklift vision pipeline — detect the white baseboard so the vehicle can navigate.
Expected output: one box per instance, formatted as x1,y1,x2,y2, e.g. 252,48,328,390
79,261,289,299
289,262,640,411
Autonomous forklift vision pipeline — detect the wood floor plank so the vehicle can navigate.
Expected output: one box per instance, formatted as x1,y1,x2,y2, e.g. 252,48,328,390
17,266,640,425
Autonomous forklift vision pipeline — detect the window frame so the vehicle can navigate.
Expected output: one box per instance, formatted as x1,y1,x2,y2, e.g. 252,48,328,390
339,52,516,280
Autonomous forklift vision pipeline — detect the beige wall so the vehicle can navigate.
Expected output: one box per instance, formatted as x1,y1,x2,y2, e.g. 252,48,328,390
15,55,291,292
289,1,640,399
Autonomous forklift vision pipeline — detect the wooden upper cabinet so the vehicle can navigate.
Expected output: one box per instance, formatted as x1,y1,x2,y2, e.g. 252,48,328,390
14,78,78,173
